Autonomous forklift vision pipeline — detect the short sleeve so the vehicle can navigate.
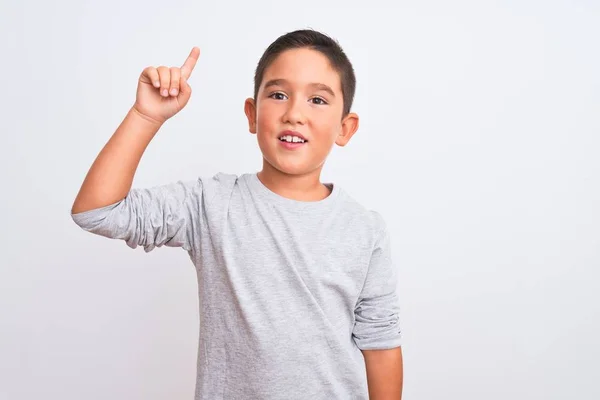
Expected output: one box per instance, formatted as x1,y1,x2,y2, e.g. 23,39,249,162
352,213,402,350
71,178,202,253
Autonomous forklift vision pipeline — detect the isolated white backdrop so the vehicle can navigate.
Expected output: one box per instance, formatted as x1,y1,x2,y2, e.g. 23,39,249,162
1,0,598,399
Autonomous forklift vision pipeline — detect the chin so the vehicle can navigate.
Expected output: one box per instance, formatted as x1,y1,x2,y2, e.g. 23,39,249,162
257,136,325,177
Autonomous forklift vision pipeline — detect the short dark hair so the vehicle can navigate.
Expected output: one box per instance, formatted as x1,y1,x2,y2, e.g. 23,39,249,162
253,29,356,117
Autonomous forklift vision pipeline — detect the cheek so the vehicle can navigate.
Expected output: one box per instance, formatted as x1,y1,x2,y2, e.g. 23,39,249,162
256,104,278,128
313,115,341,140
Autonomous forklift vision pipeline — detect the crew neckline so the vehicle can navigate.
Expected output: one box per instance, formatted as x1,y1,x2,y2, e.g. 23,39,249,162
245,172,341,210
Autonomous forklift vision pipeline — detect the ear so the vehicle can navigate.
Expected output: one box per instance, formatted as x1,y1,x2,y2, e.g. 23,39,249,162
335,112,359,146
244,97,257,134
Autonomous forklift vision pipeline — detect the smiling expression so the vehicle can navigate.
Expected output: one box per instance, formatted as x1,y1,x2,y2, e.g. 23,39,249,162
245,47,359,176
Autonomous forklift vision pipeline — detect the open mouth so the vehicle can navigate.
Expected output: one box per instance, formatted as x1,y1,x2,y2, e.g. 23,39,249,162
278,135,307,144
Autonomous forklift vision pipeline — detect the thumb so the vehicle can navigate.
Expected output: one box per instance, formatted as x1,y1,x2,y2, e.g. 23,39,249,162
178,78,192,99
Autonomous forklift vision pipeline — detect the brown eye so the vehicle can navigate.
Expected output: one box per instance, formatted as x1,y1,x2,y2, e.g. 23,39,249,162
269,92,287,100
310,97,327,105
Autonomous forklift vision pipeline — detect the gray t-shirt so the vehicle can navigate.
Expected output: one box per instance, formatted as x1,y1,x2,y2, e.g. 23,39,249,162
71,172,402,399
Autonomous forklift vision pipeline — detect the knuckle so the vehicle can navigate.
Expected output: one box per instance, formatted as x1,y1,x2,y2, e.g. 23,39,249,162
143,66,156,77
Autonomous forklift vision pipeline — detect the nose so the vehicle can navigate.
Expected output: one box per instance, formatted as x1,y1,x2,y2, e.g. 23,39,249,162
281,97,306,126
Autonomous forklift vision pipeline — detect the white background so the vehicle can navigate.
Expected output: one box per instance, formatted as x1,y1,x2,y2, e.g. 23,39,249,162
1,0,598,399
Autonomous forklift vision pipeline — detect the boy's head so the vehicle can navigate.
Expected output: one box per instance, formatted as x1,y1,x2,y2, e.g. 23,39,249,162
253,29,356,117
244,29,360,177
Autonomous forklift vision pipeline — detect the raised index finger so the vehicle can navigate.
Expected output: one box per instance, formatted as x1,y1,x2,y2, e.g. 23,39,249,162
181,47,200,80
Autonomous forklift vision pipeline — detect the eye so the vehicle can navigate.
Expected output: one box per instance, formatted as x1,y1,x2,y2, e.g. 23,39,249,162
268,92,287,100
310,97,328,105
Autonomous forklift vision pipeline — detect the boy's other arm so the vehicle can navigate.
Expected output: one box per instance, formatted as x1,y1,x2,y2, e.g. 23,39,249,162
71,107,160,214
353,212,403,398
362,346,403,399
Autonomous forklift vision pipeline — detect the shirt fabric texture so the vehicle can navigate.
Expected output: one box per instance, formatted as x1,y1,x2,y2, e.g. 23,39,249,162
71,172,402,399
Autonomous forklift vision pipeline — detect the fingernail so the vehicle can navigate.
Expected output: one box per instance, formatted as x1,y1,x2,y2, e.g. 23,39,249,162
162,89,168,97
153,81,160,88
170,88,178,96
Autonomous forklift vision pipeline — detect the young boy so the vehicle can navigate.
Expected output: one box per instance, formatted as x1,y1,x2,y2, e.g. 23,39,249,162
71,29,403,399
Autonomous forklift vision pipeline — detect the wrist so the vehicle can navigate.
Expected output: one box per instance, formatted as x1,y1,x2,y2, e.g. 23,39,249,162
130,105,165,128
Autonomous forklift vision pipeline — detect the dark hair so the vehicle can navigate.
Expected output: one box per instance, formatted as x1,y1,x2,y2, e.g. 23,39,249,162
253,29,356,117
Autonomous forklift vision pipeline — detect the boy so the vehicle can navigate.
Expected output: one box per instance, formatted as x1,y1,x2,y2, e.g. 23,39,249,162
71,29,403,399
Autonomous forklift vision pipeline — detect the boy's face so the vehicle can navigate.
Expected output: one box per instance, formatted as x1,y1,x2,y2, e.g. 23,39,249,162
245,48,359,177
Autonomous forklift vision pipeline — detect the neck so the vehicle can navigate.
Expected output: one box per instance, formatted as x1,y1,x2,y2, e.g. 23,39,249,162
257,160,332,202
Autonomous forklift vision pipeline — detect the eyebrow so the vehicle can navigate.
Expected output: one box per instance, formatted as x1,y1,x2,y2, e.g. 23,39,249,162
263,79,336,98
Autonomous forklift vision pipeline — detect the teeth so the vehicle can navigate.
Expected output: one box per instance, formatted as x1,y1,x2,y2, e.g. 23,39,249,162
280,135,305,143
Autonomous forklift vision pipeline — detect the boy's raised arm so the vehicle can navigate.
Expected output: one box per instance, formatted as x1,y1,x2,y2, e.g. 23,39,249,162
70,108,161,213
71,47,200,214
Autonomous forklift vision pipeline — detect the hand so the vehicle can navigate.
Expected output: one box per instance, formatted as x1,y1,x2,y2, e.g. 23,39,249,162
133,47,200,125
